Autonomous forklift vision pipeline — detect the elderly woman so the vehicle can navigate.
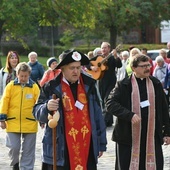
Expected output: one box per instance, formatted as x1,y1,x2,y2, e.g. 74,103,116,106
93,47,102,57
27,51,44,87
153,55,168,87
117,50,129,81
0,51,20,97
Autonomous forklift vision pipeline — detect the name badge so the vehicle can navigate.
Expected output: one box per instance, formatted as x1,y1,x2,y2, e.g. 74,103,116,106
140,100,150,108
26,94,33,99
75,100,84,110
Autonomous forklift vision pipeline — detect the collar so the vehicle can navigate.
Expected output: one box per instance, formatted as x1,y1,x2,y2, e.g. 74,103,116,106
62,76,80,85
13,78,34,87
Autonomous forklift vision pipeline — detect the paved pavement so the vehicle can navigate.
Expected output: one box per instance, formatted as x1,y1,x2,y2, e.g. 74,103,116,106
1,125,170,169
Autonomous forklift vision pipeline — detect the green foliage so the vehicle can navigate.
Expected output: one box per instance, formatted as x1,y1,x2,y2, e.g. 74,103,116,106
0,0,39,49
0,0,170,55
59,30,75,49
38,0,59,26
51,0,97,29
0,0,39,36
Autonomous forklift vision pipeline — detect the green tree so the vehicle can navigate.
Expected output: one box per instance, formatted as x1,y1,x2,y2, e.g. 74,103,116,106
0,0,40,66
45,0,170,49
95,0,170,48
1,0,170,52
0,0,39,48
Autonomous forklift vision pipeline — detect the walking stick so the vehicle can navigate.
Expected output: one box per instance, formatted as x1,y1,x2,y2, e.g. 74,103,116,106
48,94,60,170
52,121,57,170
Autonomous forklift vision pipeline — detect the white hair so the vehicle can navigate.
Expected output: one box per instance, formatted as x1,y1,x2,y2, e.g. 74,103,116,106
155,55,164,63
93,47,101,57
28,51,38,58
121,51,129,57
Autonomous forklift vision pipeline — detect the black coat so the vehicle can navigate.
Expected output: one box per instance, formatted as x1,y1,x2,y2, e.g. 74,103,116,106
105,75,170,146
99,55,122,101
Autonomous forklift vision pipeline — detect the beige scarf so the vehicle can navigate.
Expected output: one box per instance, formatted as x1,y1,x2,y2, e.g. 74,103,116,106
130,73,156,170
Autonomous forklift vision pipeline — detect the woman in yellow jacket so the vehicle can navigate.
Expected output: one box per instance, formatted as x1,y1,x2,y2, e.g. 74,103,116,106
0,62,40,170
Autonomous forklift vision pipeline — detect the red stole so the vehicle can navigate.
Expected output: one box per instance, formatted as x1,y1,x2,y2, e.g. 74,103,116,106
61,76,91,170
130,74,156,170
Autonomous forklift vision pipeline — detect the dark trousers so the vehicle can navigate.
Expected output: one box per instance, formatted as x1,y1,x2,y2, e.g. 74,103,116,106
115,139,163,170
42,163,67,170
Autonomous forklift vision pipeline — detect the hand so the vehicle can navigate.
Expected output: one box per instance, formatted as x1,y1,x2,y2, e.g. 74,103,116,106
111,49,117,58
47,98,60,111
91,66,98,72
98,151,103,158
163,136,170,145
131,114,141,124
0,121,6,129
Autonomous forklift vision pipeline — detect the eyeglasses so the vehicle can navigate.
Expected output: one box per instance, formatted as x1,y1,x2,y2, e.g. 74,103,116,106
137,64,151,69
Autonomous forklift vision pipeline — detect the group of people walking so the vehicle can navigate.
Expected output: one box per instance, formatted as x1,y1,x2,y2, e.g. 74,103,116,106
0,41,170,170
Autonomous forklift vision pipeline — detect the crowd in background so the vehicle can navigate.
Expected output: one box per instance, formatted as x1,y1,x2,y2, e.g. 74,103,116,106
0,41,170,169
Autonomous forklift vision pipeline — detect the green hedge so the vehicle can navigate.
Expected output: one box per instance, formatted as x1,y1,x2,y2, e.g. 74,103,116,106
1,43,167,57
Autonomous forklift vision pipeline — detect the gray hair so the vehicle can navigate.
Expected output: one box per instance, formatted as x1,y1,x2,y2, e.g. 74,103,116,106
93,47,101,57
28,51,37,58
16,62,31,75
155,55,164,63
121,51,129,57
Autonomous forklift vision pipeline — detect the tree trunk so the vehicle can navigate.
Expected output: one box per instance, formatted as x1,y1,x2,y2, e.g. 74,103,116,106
109,24,117,50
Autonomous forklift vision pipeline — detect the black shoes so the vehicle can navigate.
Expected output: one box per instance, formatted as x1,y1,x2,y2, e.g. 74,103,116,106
13,163,19,170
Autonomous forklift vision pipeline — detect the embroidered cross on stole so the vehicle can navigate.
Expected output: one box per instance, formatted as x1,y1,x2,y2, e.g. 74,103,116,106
61,76,91,170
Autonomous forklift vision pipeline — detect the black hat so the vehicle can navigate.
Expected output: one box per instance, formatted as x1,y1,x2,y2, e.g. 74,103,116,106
56,49,89,69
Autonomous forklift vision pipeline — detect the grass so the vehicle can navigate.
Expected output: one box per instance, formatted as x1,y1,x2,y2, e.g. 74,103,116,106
0,56,49,70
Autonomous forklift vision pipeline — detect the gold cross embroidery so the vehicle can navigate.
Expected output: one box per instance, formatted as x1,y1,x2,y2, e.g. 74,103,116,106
68,127,78,141
81,125,89,139
75,164,83,170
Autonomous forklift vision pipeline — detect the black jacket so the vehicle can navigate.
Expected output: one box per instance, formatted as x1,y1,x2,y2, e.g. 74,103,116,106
105,75,170,145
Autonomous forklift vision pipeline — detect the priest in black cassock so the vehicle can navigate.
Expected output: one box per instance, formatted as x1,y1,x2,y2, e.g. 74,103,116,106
106,54,170,170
